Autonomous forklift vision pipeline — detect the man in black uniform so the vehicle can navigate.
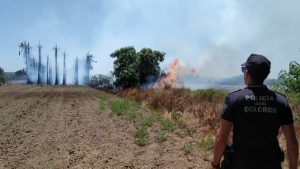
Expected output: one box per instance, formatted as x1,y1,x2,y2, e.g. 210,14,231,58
211,54,299,169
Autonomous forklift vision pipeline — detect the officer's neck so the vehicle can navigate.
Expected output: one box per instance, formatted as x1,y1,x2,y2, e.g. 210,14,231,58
246,82,265,87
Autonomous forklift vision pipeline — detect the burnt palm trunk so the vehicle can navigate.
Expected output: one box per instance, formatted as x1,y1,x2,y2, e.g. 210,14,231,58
62,52,66,85
74,57,79,85
54,45,59,85
47,56,50,84
49,65,53,85
37,43,42,84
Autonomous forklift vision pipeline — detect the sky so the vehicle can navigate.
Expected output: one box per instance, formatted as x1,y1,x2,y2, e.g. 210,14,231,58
0,0,299,79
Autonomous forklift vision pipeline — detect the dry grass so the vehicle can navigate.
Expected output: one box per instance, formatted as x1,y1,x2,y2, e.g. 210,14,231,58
119,88,300,131
119,88,227,131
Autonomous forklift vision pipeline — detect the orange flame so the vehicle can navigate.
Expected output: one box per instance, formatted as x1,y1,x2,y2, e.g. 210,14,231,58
159,59,182,88
158,59,200,88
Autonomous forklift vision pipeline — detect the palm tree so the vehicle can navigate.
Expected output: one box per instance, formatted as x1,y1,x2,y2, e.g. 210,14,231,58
53,45,59,85
85,53,96,85
37,43,42,84
19,41,32,84
62,52,67,85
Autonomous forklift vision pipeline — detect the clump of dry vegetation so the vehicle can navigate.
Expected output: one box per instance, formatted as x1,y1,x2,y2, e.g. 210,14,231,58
119,88,227,131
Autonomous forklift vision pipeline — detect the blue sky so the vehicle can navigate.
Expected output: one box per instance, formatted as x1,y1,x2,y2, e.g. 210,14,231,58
0,0,299,79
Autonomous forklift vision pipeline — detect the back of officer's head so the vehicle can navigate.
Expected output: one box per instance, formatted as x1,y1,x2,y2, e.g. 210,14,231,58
242,54,271,84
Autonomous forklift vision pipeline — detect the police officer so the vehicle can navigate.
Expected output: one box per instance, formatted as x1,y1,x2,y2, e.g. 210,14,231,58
211,54,299,169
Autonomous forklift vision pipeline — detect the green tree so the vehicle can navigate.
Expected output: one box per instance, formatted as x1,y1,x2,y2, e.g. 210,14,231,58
110,47,165,88
138,48,165,85
0,67,5,84
15,69,26,76
110,47,140,88
273,61,300,102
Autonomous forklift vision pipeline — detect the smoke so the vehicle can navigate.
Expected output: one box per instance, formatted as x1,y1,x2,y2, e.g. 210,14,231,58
1,0,300,79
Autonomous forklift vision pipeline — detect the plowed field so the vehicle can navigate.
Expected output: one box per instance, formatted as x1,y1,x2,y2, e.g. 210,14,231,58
0,85,298,169
0,85,210,169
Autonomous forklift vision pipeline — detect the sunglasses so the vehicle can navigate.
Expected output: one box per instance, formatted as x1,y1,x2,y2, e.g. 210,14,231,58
241,64,247,73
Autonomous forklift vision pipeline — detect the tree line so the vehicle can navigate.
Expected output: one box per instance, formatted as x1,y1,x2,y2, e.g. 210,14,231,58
18,41,95,85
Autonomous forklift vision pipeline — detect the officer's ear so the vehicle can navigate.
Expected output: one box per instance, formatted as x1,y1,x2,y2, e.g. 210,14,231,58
246,70,254,83
243,69,251,84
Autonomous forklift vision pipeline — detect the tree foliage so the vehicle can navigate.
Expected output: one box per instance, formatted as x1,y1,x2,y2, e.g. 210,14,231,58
110,47,165,88
273,61,300,102
276,61,300,93
111,47,140,88
138,48,165,85
0,67,5,84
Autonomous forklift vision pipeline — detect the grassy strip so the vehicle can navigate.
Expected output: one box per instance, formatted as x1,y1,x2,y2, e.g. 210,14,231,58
108,98,194,146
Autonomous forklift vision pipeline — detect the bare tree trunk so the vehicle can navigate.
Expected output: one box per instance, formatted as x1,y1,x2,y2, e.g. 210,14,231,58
47,56,50,84
26,43,31,84
49,64,53,84
54,45,59,85
85,57,89,85
37,43,42,84
75,57,79,85
63,52,66,85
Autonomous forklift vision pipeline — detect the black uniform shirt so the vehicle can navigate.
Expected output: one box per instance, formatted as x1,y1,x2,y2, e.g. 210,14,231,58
221,85,294,150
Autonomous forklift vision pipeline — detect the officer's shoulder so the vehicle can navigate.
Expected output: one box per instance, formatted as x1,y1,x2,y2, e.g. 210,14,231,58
227,89,242,96
273,91,288,99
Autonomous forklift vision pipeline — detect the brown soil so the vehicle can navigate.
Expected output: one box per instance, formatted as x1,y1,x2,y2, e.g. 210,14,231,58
0,85,298,169
0,85,210,169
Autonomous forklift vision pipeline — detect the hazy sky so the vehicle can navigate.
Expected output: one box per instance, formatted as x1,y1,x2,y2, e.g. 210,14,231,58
0,0,299,79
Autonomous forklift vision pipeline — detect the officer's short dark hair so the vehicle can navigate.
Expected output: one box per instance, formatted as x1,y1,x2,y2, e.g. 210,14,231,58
241,54,271,84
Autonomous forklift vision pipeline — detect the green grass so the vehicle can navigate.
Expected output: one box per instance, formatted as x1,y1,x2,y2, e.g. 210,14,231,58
98,92,111,101
198,133,215,160
187,127,197,136
161,118,175,132
139,111,162,127
99,104,106,111
176,118,187,129
106,97,200,147
109,100,127,116
98,94,107,100
156,131,167,142
134,138,146,146
198,133,214,151
134,126,148,138
134,126,148,146
109,99,140,117
182,142,193,155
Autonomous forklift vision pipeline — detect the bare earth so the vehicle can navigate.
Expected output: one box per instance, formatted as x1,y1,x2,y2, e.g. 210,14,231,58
0,85,211,169
0,85,298,169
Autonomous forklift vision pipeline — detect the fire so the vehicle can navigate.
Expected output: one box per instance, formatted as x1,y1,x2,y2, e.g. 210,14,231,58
159,59,181,88
158,59,200,88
